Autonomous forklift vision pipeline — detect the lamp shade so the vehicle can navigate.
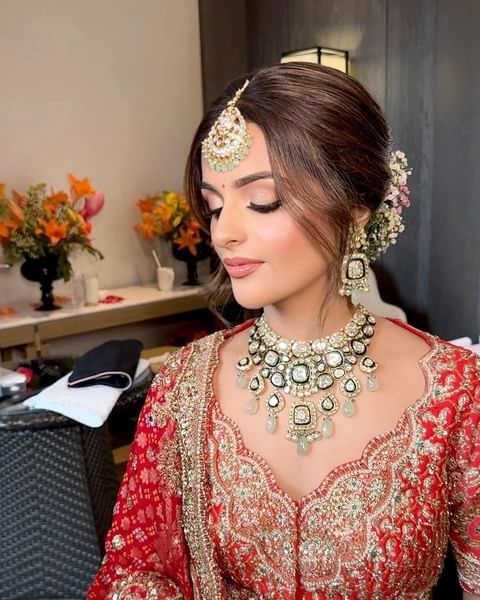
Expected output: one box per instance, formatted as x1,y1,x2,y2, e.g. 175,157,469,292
281,47,349,73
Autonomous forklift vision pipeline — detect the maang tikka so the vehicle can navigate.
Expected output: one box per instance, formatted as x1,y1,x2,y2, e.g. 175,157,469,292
201,79,252,172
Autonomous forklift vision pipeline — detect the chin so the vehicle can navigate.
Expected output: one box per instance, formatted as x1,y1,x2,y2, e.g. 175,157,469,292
230,286,269,311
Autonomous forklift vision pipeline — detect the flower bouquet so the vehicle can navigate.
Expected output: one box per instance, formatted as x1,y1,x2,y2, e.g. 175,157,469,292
0,174,104,310
135,191,209,285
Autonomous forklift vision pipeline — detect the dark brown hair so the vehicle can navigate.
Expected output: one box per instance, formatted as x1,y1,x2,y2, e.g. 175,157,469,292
184,63,391,324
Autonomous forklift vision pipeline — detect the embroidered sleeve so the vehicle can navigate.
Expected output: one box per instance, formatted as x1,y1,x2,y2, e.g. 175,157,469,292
87,352,194,600
448,355,480,594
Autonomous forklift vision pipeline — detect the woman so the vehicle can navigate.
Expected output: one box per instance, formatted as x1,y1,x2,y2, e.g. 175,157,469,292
89,64,480,599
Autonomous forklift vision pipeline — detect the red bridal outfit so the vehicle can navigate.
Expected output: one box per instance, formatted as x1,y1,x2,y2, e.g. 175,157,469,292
88,321,480,599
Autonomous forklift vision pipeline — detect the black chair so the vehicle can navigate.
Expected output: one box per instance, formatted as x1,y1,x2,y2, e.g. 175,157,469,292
0,371,151,600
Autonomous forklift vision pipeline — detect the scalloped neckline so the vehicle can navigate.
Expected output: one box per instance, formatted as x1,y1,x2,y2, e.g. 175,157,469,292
209,320,440,506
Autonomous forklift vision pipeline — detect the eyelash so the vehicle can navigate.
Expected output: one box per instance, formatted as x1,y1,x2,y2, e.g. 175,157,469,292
206,199,282,220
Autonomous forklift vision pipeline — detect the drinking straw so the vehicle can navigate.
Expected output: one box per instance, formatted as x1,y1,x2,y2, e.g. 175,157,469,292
152,249,162,269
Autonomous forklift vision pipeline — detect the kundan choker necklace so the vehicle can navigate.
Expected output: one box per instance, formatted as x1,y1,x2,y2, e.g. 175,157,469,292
235,305,379,455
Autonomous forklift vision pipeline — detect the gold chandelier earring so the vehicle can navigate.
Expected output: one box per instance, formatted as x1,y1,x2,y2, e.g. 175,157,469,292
339,224,370,304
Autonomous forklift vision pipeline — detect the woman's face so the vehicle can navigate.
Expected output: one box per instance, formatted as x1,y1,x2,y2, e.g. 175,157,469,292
200,123,331,311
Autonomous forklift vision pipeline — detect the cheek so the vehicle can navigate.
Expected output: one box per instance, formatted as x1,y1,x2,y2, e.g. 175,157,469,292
260,215,323,265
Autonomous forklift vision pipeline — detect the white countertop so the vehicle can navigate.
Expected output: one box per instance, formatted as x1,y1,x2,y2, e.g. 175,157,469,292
0,285,204,331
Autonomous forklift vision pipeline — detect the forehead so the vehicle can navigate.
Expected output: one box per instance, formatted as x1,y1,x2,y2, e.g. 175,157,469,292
201,122,272,185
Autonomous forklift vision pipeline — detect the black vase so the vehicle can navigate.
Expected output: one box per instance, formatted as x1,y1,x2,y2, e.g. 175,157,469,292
171,239,210,286
20,253,62,311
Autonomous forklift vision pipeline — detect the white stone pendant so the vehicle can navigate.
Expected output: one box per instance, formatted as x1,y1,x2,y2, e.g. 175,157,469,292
244,396,259,415
297,437,310,455
266,414,277,433
366,374,379,392
320,417,334,438
236,371,248,389
342,399,356,417
351,288,362,306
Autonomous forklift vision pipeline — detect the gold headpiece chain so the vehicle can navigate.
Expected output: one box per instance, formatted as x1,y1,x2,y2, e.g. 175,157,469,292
201,79,252,172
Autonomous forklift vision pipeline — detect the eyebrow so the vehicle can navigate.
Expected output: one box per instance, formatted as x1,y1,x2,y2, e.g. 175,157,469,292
200,171,273,196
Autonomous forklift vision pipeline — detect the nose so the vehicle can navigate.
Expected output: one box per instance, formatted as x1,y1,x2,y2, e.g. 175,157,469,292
210,201,246,249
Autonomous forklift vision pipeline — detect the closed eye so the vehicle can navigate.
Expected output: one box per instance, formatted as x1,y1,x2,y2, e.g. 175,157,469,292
248,199,282,213
206,206,222,220
206,199,282,221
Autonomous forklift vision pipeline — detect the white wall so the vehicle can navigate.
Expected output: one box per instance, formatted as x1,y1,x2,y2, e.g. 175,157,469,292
0,0,203,304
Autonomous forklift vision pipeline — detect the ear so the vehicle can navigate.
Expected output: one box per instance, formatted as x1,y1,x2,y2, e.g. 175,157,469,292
351,206,371,228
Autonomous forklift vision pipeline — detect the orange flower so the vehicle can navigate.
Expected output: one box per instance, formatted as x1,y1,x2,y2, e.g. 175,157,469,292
70,211,92,235
0,184,5,200
134,190,199,246
7,197,25,222
80,220,92,235
160,218,173,235
178,195,189,212
68,173,95,199
11,190,27,207
154,203,173,222
49,191,69,204
44,191,68,215
135,213,157,241
35,218,69,245
173,226,201,255
0,218,19,239
137,196,156,213
152,204,174,235
185,218,201,233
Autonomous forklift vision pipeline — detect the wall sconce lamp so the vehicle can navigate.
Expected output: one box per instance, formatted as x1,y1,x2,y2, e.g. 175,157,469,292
281,47,349,74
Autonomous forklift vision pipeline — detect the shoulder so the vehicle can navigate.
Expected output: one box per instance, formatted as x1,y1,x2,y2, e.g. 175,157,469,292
375,317,479,413
373,317,434,375
376,316,479,370
394,321,480,424
149,323,250,394
171,320,255,369
150,330,223,384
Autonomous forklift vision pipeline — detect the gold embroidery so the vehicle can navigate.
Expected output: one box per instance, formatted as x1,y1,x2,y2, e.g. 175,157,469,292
172,334,225,599
108,572,182,599
155,436,181,494
209,410,296,594
205,334,480,597
158,327,479,598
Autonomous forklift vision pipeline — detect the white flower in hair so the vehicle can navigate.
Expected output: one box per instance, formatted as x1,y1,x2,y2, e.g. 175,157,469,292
364,150,412,262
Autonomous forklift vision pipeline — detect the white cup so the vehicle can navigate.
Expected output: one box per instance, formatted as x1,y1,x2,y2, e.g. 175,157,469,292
83,273,99,305
157,267,175,291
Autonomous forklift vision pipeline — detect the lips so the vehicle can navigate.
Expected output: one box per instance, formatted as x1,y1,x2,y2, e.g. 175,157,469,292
223,257,264,278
